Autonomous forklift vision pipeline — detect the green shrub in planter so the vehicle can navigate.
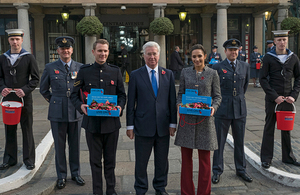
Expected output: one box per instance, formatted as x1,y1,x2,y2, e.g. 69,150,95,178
150,17,174,35
281,17,300,34
76,16,103,36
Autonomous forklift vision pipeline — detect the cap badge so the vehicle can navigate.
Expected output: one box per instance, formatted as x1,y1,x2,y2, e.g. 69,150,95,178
62,38,67,43
232,40,236,45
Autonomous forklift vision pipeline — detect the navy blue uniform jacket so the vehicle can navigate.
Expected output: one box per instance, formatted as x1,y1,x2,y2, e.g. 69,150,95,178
126,65,177,137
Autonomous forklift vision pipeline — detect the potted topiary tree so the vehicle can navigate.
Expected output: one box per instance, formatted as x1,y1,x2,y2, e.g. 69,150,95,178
281,17,300,34
149,17,174,35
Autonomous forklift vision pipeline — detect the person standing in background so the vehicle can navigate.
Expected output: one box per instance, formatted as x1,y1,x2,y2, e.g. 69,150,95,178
250,46,261,88
170,46,184,78
208,45,222,64
237,45,246,62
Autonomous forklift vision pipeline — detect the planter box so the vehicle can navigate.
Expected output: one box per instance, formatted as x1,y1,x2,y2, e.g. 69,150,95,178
87,89,119,117
179,89,211,116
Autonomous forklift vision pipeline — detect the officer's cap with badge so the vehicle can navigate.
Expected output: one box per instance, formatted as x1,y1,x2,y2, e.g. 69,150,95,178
5,29,24,37
55,36,74,48
272,30,290,38
212,45,218,49
266,40,274,44
223,38,241,49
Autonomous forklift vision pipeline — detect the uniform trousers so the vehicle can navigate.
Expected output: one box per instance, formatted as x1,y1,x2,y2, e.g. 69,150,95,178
3,96,35,166
213,117,246,175
260,101,296,163
134,134,170,195
86,130,119,195
50,121,81,179
181,147,211,195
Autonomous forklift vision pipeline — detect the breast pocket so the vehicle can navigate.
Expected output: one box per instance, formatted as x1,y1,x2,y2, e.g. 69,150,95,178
105,81,116,94
50,75,65,89
238,74,246,88
49,97,62,119
84,82,98,93
221,74,232,89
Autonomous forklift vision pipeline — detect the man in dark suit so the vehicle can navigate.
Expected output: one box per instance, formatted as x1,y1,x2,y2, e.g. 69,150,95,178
126,41,177,195
70,39,126,195
0,29,39,170
169,46,184,78
40,36,84,189
212,39,252,184
237,45,246,62
208,45,222,65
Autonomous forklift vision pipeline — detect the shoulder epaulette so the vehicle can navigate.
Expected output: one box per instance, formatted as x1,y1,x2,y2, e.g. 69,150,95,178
107,63,119,69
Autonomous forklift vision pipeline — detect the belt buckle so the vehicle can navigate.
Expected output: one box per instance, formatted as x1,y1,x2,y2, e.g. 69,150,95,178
66,91,71,97
233,90,237,96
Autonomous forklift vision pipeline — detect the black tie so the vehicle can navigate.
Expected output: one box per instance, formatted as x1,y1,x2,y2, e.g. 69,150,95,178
230,62,235,71
65,64,69,72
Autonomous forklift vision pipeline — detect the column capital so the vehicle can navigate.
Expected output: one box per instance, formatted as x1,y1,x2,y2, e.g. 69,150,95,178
216,3,230,10
13,3,29,10
153,3,167,10
277,3,292,10
201,13,213,18
82,3,97,10
31,14,45,19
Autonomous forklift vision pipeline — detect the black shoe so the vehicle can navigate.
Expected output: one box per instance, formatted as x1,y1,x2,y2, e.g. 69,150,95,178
212,174,220,184
26,164,35,170
236,172,253,182
0,163,11,170
283,161,300,166
57,179,66,189
155,191,168,195
72,176,85,186
261,162,271,169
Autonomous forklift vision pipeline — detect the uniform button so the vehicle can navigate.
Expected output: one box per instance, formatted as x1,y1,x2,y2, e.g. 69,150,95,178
100,70,103,73
234,81,236,83
54,101,55,103
234,88,236,90
223,77,225,79
67,81,69,83
234,74,236,76
89,83,91,85
68,88,70,91
100,79,103,82
55,77,57,79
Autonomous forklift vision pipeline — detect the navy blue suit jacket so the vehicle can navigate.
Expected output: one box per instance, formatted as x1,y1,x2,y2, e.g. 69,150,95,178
126,65,177,137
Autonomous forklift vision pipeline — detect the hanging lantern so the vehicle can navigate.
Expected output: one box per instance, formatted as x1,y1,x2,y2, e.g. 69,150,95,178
178,6,187,21
61,6,70,22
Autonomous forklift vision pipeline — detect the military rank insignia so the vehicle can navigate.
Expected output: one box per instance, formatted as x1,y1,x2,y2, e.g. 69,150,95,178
71,71,78,79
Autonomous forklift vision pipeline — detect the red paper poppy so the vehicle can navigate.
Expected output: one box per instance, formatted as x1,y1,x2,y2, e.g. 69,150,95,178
55,70,59,74
223,69,227,73
201,76,204,80
162,70,166,75
111,80,114,85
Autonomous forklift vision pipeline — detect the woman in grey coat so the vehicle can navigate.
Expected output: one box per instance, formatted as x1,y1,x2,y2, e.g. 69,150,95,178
175,44,221,195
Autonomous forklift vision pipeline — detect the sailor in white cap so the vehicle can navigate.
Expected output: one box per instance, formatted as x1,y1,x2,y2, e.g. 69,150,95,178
0,29,39,170
260,29,300,169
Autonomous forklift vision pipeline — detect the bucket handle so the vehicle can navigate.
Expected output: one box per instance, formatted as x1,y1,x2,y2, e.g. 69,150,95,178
0,90,24,106
274,101,296,113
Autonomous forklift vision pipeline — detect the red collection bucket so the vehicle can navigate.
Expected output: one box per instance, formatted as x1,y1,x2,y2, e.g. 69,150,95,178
0,92,23,125
275,103,296,131
256,62,261,69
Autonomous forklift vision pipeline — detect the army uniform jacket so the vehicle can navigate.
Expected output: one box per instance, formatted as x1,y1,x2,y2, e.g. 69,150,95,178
70,62,126,134
40,60,83,122
212,59,250,119
260,49,300,102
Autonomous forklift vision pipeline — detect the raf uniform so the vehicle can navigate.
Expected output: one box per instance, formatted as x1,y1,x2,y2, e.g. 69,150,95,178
237,45,246,62
208,45,223,65
266,40,275,53
0,29,39,170
212,39,251,183
70,56,126,195
40,36,84,188
260,30,300,168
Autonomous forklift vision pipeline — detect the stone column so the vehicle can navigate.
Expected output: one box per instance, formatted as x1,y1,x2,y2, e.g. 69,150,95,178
153,3,167,68
216,3,230,60
201,14,213,52
277,3,290,30
253,13,264,54
32,14,45,73
82,3,97,64
14,3,31,53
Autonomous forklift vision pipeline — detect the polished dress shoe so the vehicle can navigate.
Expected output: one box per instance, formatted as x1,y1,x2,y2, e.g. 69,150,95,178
72,176,85,186
57,179,66,189
26,164,35,170
261,162,271,169
155,191,169,195
0,163,11,170
236,172,253,182
283,161,300,166
212,174,220,184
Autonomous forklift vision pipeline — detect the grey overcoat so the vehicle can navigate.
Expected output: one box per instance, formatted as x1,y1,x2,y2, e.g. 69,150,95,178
174,65,222,150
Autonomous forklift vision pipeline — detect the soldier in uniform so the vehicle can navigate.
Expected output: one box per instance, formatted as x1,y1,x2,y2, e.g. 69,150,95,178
260,30,300,169
120,43,129,77
266,40,275,53
208,45,222,65
212,39,252,184
237,45,246,62
70,39,126,195
0,29,39,171
40,36,85,189
250,46,261,88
